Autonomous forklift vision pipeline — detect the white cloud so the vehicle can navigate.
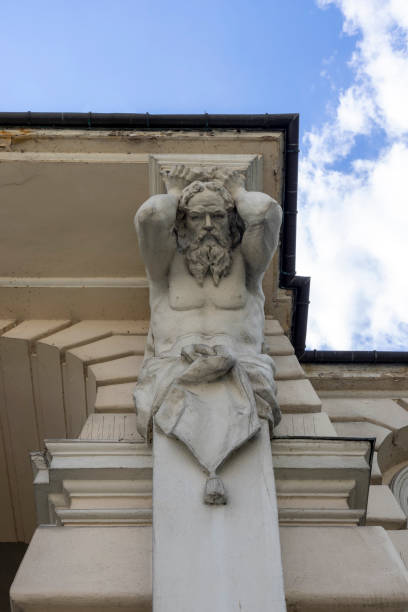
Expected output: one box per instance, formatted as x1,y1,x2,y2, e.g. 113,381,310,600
298,0,408,350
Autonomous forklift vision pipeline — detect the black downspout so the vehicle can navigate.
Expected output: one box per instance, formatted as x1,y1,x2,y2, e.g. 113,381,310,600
279,114,311,359
301,350,408,364
281,114,299,277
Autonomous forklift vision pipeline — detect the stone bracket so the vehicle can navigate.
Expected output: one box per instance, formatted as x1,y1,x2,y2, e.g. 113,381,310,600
148,153,263,195
272,437,373,526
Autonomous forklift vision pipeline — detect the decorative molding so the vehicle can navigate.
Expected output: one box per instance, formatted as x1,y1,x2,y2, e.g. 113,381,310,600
45,439,151,460
54,508,152,526
278,508,364,526
0,152,148,163
31,452,49,485
0,276,149,288
276,478,363,526
391,466,408,516
32,439,153,526
272,438,372,526
149,153,263,195
272,438,372,458
33,437,372,528
50,480,152,526
0,128,283,143
61,478,152,496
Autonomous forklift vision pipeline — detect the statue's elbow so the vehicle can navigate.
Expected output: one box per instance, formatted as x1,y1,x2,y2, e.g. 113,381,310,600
259,194,280,217
135,204,155,228
135,194,177,231
135,198,162,229
243,193,281,226
262,197,282,228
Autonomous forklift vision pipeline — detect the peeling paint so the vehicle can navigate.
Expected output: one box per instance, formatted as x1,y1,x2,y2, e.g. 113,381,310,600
0,128,36,149
0,135,11,148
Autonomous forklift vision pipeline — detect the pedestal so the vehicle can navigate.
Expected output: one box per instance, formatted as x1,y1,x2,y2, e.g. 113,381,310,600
153,420,286,612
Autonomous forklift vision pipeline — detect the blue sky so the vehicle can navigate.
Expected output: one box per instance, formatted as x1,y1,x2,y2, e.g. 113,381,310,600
1,0,407,350
1,0,354,126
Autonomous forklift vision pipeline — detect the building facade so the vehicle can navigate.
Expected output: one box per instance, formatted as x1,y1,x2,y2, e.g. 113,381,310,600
0,114,407,611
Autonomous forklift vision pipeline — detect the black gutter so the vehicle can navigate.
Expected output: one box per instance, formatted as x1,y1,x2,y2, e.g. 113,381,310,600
301,350,408,364
0,112,298,130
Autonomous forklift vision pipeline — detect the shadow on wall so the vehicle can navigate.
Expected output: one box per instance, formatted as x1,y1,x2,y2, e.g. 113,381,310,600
0,543,27,612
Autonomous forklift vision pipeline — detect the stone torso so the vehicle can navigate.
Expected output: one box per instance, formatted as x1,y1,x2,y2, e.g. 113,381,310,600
169,250,247,310
150,248,265,356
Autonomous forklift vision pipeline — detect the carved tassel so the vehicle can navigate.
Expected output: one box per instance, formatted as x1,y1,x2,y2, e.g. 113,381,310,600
204,473,227,505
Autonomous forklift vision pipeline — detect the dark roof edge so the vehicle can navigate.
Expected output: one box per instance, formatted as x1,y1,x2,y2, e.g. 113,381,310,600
301,350,408,364
0,112,298,130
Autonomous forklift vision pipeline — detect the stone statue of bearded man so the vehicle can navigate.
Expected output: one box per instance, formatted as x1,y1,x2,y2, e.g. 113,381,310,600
175,179,244,287
133,165,282,504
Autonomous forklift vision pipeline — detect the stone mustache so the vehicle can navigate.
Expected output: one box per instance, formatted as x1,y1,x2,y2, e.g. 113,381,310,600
133,165,282,504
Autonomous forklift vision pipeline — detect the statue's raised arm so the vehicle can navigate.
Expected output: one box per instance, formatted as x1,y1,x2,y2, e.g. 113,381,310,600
135,166,194,281
224,171,282,285
135,193,178,281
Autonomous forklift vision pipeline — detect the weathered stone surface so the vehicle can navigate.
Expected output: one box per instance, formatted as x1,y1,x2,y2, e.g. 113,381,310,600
0,319,16,334
94,382,136,413
10,526,152,611
274,412,336,437
277,379,322,413
366,485,407,529
371,452,383,484
274,355,306,380
153,421,286,611
65,335,146,437
272,438,371,526
281,526,408,611
389,464,408,516
388,530,408,570
79,413,142,442
266,334,295,356
304,363,408,392
13,524,408,612
264,318,284,336
322,398,408,430
378,427,408,479
32,435,152,528
333,421,390,450
89,355,143,387
36,321,142,441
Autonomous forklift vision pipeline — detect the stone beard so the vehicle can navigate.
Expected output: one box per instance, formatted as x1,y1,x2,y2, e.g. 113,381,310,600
174,180,244,286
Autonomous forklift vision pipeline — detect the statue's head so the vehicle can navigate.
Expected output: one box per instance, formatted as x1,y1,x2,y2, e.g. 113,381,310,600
175,180,244,286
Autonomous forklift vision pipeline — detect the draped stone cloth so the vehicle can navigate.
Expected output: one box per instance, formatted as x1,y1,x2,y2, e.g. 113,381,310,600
133,343,281,480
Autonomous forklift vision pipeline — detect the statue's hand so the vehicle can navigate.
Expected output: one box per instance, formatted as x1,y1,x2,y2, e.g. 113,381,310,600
161,165,192,196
